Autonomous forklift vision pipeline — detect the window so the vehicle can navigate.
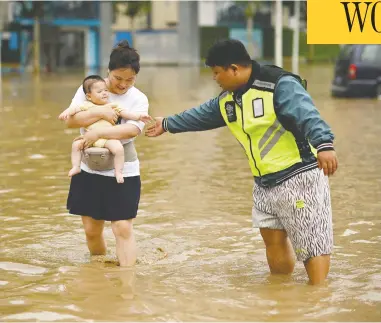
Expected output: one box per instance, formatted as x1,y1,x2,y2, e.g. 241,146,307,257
376,46,381,64
338,45,353,60
359,45,381,64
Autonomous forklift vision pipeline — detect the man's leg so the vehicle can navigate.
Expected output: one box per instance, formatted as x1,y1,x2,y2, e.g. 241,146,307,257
304,254,330,285
260,228,295,274
253,184,295,275
275,168,333,285
81,216,107,255
111,219,136,267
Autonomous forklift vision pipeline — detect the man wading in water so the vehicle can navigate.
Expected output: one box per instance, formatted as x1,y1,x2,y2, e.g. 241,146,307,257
146,39,338,285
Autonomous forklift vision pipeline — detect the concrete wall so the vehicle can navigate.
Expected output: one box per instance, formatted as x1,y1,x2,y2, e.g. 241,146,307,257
151,1,178,29
198,0,217,26
115,25,264,66
147,0,219,30
133,31,178,65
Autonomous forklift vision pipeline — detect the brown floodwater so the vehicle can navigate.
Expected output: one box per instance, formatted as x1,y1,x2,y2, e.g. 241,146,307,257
0,64,380,321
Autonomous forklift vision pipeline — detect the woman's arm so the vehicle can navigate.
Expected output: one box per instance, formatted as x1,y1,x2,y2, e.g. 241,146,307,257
115,92,150,135
117,109,152,123
65,106,118,128
59,85,118,128
58,102,93,122
81,123,141,149
97,123,141,140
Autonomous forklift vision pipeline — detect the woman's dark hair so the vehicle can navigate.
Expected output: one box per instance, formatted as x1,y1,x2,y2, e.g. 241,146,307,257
205,39,251,68
108,40,140,74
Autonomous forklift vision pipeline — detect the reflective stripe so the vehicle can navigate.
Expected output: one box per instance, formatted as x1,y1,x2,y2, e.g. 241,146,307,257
163,118,168,132
260,127,286,159
253,80,275,90
219,73,305,177
219,91,229,100
258,119,281,150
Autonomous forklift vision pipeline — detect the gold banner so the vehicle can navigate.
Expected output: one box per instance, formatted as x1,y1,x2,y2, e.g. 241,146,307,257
307,0,381,44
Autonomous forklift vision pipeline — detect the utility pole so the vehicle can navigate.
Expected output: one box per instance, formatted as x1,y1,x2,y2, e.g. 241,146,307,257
178,1,199,65
99,1,113,69
275,0,283,67
33,17,40,75
292,0,300,74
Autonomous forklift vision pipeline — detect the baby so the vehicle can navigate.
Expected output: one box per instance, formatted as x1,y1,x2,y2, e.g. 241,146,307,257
59,75,151,183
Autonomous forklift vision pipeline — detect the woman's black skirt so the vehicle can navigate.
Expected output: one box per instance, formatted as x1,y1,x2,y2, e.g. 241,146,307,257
67,170,141,221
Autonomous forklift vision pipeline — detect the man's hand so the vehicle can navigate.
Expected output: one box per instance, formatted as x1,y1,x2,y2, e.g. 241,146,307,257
75,130,100,149
145,117,165,137
317,150,338,176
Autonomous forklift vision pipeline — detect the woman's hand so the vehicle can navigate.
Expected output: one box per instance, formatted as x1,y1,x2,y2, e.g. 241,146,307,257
138,113,154,124
101,106,119,125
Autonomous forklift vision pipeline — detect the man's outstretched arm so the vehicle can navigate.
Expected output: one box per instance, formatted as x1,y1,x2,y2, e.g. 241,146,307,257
163,97,226,133
145,97,226,137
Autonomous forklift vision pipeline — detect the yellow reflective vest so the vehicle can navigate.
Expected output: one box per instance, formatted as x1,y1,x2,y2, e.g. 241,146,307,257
219,70,316,178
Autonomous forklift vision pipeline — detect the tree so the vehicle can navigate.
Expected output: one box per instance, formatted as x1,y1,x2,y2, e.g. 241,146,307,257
234,1,260,58
126,1,151,31
113,1,151,44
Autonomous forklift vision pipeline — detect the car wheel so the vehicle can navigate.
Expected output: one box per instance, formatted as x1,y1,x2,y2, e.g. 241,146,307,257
331,90,346,98
377,83,381,100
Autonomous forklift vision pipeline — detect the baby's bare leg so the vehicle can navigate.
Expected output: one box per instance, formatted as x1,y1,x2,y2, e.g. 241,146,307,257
104,140,125,184
68,139,84,177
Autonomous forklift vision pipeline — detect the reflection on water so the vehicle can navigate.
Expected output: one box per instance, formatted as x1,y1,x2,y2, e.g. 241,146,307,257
0,64,380,321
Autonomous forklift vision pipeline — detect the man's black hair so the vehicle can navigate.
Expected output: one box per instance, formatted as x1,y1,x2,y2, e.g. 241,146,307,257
205,39,252,68
82,75,105,94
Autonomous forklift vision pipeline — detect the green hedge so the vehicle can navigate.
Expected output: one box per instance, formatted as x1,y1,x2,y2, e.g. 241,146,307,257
262,27,340,62
199,26,340,63
262,27,293,57
299,32,341,62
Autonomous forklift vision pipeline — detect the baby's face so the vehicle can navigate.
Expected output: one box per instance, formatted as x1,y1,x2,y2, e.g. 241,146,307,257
89,81,109,105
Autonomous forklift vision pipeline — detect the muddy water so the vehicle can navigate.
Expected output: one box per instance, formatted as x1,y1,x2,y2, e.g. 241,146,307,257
0,64,380,321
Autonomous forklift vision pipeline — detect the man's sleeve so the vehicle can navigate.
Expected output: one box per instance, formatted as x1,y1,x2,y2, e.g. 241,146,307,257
274,75,335,152
163,97,226,133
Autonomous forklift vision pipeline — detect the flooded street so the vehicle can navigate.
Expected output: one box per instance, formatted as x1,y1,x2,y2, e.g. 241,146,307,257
0,64,380,321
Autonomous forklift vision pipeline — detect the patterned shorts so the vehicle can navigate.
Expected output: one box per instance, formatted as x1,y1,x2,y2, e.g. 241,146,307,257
252,168,333,262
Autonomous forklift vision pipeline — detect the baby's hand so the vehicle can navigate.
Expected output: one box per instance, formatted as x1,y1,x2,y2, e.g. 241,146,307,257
139,113,154,123
58,108,75,121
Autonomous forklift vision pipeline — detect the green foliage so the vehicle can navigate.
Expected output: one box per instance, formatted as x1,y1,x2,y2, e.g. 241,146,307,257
113,1,151,19
16,1,46,18
262,27,340,62
200,26,230,60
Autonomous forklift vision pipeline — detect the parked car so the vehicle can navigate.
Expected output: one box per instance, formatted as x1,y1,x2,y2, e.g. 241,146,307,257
331,44,381,98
